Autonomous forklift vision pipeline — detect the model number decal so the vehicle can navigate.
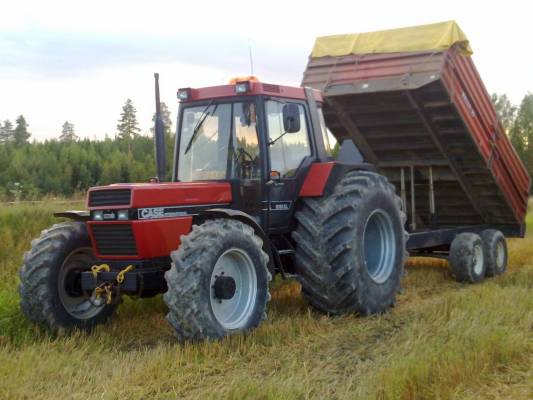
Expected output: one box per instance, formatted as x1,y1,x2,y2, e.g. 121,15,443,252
270,201,292,211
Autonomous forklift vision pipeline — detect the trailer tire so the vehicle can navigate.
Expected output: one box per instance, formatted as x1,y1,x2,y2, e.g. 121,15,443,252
449,233,486,283
163,219,271,341
18,222,116,333
293,170,408,316
481,229,507,276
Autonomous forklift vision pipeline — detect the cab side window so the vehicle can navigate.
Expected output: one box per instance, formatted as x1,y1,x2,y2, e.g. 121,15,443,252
266,101,311,178
231,101,261,180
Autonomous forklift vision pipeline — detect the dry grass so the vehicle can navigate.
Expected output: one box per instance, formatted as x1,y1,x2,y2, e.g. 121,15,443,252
0,202,532,399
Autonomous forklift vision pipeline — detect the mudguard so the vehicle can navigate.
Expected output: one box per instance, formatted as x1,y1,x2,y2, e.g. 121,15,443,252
53,210,91,221
197,208,275,274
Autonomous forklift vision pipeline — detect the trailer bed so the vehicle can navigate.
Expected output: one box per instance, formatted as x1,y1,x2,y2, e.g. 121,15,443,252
303,47,530,240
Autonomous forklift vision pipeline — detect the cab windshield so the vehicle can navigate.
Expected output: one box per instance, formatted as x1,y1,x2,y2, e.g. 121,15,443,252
177,101,261,182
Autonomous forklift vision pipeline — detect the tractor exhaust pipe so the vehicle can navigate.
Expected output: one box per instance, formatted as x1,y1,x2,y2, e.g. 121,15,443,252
153,73,166,182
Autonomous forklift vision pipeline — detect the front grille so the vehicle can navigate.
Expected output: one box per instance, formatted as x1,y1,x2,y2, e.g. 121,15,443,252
91,224,138,256
89,189,131,207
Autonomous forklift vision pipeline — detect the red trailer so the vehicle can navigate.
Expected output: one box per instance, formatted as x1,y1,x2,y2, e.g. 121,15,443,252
302,21,530,252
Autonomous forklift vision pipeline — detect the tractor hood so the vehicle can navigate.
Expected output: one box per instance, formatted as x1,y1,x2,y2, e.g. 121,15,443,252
87,181,232,210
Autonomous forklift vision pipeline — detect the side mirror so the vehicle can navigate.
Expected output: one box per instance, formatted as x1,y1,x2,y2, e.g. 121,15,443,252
282,104,300,133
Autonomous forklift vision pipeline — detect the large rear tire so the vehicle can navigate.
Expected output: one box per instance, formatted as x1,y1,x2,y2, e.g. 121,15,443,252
292,170,408,315
163,219,271,341
18,222,116,333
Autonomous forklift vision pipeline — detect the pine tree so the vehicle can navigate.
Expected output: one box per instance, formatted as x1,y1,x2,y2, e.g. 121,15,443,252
491,93,517,132
117,99,140,144
514,94,533,173
151,102,174,179
151,101,173,136
0,120,14,144
13,115,30,146
60,121,78,142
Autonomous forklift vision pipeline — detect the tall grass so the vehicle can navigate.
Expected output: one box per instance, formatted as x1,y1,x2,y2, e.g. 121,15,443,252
0,203,531,399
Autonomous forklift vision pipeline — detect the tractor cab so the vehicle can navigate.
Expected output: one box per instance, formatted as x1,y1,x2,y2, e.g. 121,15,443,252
173,77,334,232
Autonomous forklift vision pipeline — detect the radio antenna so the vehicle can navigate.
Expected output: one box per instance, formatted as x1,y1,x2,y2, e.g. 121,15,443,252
248,39,254,75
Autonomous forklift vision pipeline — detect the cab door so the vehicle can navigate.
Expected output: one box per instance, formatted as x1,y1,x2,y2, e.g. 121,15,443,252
264,100,314,232
229,100,266,227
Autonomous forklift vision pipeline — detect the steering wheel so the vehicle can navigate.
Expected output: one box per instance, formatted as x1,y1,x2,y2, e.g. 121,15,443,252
233,148,256,178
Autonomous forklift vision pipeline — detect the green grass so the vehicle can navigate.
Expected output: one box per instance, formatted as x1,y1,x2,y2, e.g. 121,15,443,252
0,202,532,399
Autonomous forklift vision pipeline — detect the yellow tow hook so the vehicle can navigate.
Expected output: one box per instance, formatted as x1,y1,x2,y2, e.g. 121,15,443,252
116,265,135,284
91,264,110,279
90,264,135,305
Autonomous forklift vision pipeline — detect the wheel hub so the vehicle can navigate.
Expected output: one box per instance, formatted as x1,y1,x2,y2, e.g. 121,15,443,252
363,209,397,284
209,248,258,330
58,247,106,320
213,275,236,300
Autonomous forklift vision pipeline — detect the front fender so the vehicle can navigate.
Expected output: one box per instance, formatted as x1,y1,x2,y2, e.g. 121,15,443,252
54,210,91,221
197,209,275,275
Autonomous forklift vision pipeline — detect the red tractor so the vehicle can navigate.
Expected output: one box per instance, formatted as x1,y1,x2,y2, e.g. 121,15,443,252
18,75,408,340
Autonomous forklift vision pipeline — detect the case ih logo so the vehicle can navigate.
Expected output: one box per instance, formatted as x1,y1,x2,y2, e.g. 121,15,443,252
138,207,187,220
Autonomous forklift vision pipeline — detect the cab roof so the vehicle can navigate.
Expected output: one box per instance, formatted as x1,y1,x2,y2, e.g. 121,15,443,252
177,79,323,103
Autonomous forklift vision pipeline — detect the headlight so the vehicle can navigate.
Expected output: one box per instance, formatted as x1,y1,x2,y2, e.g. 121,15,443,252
235,81,250,94
177,88,191,101
117,210,129,220
93,211,103,221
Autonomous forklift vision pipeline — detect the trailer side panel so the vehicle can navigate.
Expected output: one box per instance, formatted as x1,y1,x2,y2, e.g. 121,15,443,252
302,47,530,239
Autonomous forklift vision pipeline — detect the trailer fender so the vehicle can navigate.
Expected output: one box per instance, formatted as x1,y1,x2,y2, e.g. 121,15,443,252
197,208,275,274
53,210,91,221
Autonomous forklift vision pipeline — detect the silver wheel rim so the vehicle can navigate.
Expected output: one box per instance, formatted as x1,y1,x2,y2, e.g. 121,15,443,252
473,244,484,275
495,241,505,270
58,247,105,320
209,248,257,330
363,209,397,284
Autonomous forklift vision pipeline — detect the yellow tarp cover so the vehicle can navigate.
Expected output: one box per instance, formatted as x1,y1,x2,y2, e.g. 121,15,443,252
311,20,472,58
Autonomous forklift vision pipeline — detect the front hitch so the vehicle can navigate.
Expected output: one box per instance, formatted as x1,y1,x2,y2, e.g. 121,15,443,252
81,263,167,300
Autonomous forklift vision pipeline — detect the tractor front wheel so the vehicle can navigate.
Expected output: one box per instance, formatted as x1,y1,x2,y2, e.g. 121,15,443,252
18,222,116,333
163,219,271,341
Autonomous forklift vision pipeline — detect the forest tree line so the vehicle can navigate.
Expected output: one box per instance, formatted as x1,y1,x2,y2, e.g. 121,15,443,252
0,93,532,201
0,99,174,200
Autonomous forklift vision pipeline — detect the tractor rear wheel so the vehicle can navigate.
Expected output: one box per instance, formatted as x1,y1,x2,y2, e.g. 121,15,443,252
292,170,408,315
163,219,271,341
18,221,116,333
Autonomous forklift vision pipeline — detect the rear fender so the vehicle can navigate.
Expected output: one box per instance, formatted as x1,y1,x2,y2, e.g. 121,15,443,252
299,161,376,198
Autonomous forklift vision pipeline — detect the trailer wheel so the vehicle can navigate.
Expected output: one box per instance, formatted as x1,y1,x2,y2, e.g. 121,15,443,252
481,229,507,276
449,233,486,283
292,170,408,316
163,219,271,341
18,222,116,333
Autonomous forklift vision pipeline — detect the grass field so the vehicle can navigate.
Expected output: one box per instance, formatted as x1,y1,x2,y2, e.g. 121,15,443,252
0,202,532,399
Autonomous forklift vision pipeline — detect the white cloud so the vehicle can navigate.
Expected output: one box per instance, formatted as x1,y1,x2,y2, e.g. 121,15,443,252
1,0,532,140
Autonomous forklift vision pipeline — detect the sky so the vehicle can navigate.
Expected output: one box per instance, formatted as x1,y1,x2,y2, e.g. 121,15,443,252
1,0,532,141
